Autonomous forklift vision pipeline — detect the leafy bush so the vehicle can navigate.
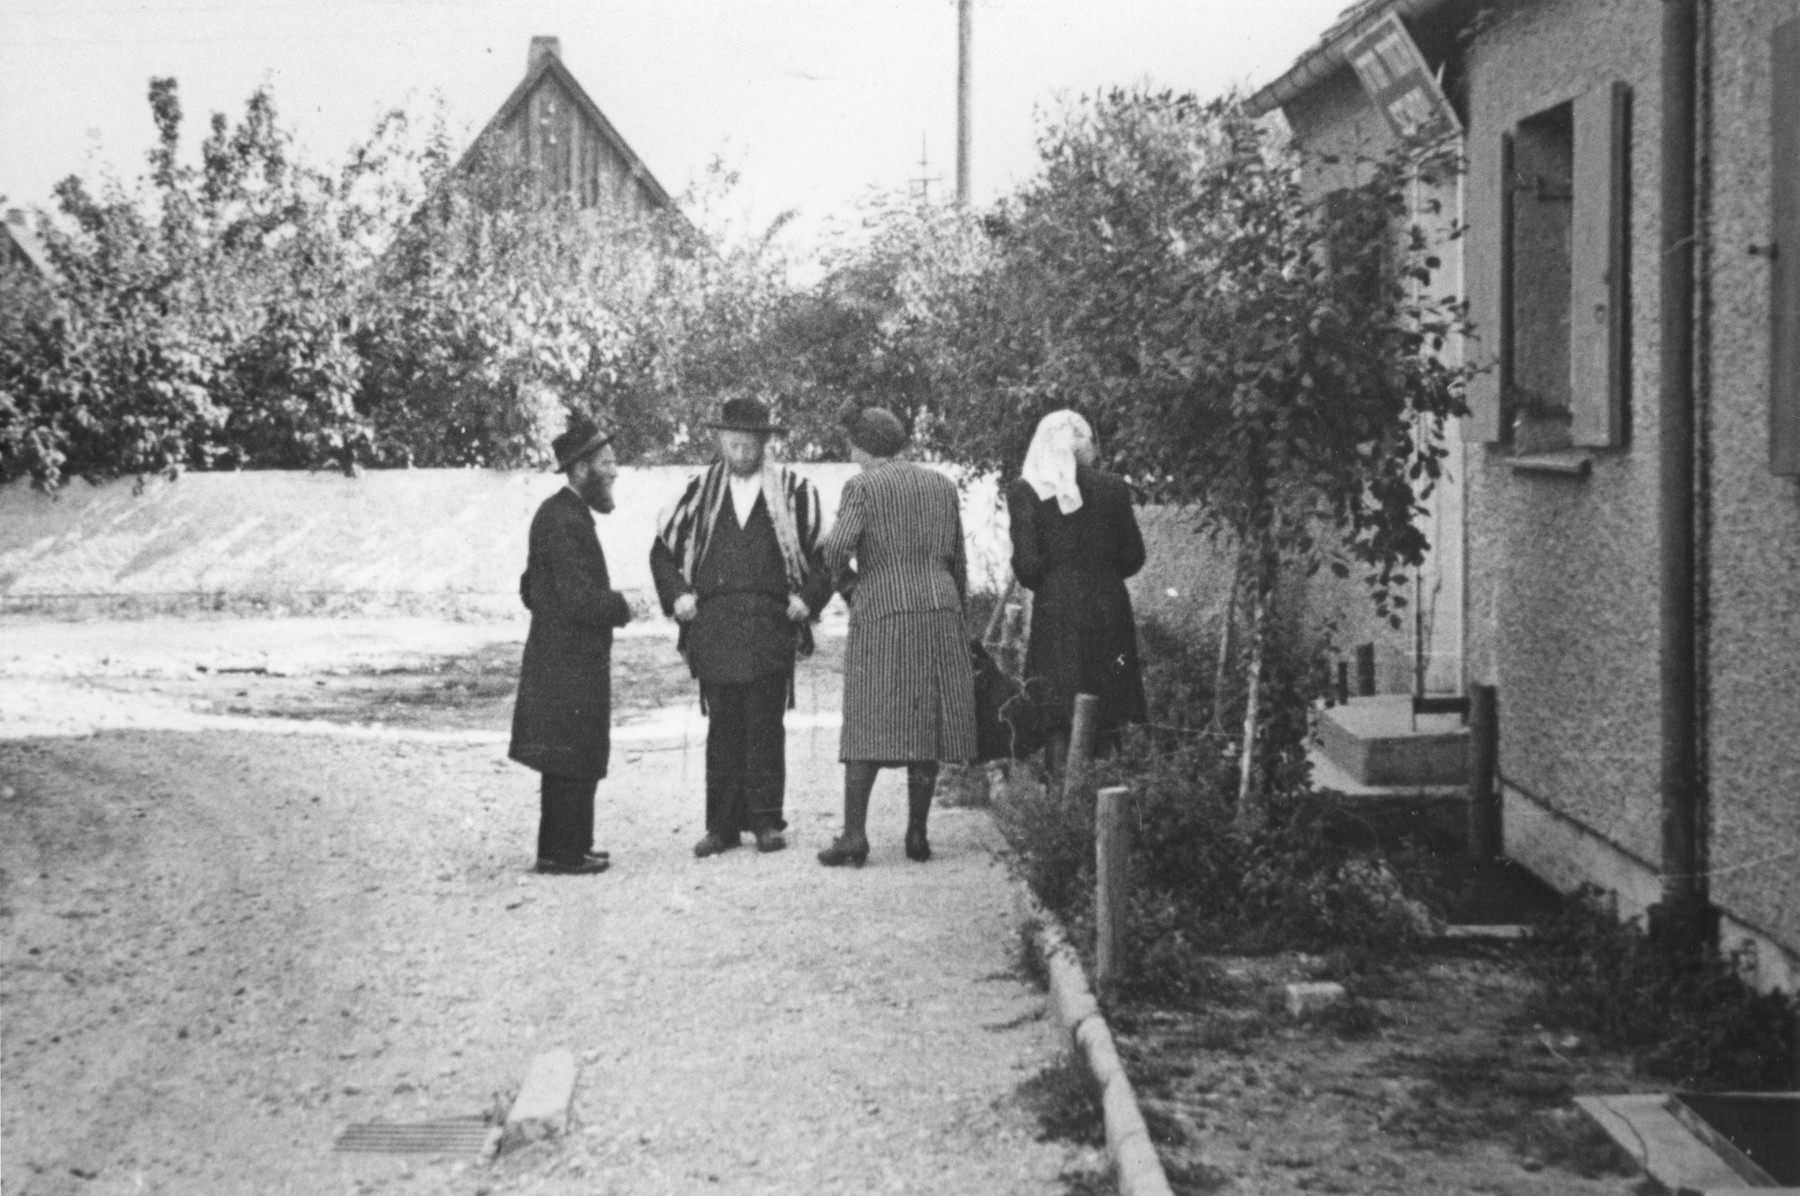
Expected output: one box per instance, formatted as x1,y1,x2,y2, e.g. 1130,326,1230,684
1524,887,1799,1089
0,82,802,490
1014,1053,1104,1147
994,615,1437,973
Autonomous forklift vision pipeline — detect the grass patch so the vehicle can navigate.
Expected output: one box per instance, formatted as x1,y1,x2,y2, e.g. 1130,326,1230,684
1016,920,1049,991
1052,1164,1114,1196
1163,1158,1231,1195
1016,1053,1104,1147
1516,1106,1640,1178
1524,887,1799,1089
1306,995,1387,1040
933,762,993,809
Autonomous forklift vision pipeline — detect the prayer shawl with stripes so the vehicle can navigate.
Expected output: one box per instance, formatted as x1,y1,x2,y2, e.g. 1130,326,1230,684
656,460,822,596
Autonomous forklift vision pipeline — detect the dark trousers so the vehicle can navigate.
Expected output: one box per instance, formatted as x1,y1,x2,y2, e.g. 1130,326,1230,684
702,672,789,835
538,773,597,863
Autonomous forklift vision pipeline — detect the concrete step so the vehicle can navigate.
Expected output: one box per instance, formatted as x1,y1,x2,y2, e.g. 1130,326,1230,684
1317,695,1469,788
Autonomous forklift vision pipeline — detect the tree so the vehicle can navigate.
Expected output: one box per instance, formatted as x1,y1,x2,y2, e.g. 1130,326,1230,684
0,77,383,487
920,91,1472,825
0,81,803,486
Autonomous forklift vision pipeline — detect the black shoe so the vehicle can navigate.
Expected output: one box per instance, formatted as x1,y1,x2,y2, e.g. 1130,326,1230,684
754,828,787,853
693,832,743,858
584,850,611,865
904,829,931,862
816,834,870,867
534,856,609,875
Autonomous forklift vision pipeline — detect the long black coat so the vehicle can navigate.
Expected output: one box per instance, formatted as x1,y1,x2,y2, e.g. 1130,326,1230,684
509,487,633,780
1007,466,1147,737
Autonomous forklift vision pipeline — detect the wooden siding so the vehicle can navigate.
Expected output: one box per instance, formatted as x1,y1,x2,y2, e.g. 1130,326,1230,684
490,66,663,217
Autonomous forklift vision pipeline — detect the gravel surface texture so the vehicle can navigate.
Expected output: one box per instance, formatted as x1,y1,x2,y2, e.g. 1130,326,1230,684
1,618,1081,1196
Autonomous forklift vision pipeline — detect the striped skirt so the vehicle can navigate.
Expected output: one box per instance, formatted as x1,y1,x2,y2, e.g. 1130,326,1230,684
840,608,977,763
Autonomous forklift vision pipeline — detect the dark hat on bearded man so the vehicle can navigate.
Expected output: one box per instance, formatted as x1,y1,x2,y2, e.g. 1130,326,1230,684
706,396,785,436
837,401,908,458
552,413,613,473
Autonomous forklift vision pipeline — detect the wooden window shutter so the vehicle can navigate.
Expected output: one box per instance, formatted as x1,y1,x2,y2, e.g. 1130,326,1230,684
1470,132,1513,443
1772,18,1800,474
1571,82,1630,448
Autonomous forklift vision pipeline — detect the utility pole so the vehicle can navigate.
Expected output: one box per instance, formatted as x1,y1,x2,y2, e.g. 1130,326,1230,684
956,0,971,206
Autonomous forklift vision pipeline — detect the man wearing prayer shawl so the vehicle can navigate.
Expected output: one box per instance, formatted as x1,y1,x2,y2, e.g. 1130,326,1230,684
650,397,833,858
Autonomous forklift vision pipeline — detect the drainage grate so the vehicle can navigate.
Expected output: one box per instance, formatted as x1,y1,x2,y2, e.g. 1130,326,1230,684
334,1115,500,1157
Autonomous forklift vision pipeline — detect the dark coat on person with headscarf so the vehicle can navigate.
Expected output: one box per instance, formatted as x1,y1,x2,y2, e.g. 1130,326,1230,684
1006,465,1147,739
509,487,634,780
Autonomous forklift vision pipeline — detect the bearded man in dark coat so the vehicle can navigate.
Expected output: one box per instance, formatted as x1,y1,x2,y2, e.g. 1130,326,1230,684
509,414,633,875
650,398,832,858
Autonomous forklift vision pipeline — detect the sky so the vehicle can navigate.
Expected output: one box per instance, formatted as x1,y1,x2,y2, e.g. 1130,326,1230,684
1,0,1350,257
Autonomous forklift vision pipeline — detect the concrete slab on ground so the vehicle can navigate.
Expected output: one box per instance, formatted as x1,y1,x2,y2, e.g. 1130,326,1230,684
1317,695,1469,787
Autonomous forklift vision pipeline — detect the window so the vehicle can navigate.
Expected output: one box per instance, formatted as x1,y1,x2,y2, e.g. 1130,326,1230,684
1473,83,1630,450
1509,102,1575,449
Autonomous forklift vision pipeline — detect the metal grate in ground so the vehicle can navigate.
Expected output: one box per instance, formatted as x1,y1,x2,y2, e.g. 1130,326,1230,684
333,1115,500,1157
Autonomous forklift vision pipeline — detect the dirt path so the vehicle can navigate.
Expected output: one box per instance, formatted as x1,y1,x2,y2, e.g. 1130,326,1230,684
1,620,1082,1196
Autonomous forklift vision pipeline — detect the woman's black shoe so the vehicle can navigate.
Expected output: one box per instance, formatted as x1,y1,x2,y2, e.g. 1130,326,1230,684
817,835,870,867
904,830,931,862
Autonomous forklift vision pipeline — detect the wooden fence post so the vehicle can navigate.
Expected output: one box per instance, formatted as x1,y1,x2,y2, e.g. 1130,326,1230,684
1468,684,1501,859
1063,693,1100,801
1095,785,1132,992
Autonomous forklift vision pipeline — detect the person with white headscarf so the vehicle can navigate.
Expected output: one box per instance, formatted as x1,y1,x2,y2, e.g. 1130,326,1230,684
1006,410,1147,771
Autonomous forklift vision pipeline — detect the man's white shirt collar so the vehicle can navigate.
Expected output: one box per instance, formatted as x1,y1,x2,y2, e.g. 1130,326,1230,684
728,471,761,526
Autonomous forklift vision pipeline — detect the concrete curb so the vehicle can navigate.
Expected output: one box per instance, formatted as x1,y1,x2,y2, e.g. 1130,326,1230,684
1013,879,1175,1196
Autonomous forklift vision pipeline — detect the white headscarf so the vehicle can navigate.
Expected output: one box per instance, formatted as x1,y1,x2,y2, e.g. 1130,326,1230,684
1020,410,1094,514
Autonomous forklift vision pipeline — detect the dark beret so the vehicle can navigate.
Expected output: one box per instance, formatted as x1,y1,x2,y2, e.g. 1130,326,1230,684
840,404,908,458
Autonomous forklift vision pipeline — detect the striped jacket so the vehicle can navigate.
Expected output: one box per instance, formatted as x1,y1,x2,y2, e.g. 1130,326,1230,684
821,459,966,620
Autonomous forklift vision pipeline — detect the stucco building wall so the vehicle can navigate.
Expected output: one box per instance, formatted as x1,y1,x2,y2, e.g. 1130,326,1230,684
1695,0,1800,958
1458,0,1799,971
1461,0,1800,970
1265,0,1800,980
1461,0,1669,876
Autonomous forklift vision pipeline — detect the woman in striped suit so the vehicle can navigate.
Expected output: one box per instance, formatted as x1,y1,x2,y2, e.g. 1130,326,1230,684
817,406,976,866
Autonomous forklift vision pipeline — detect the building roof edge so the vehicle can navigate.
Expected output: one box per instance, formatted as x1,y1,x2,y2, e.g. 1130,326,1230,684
1243,0,1457,117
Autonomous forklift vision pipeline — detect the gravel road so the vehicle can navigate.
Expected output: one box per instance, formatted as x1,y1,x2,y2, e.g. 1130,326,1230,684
1,619,1084,1195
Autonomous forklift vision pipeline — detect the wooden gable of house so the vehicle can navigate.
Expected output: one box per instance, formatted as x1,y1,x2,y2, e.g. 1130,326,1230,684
462,38,675,219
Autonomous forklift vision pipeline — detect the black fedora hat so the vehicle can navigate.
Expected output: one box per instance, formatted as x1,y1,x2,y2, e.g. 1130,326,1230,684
552,414,613,472
705,396,784,436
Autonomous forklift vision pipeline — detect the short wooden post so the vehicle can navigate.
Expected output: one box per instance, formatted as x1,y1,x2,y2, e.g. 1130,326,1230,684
1095,785,1132,992
1354,643,1377,697
1468,683,1501,859
1062,693,1100,801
